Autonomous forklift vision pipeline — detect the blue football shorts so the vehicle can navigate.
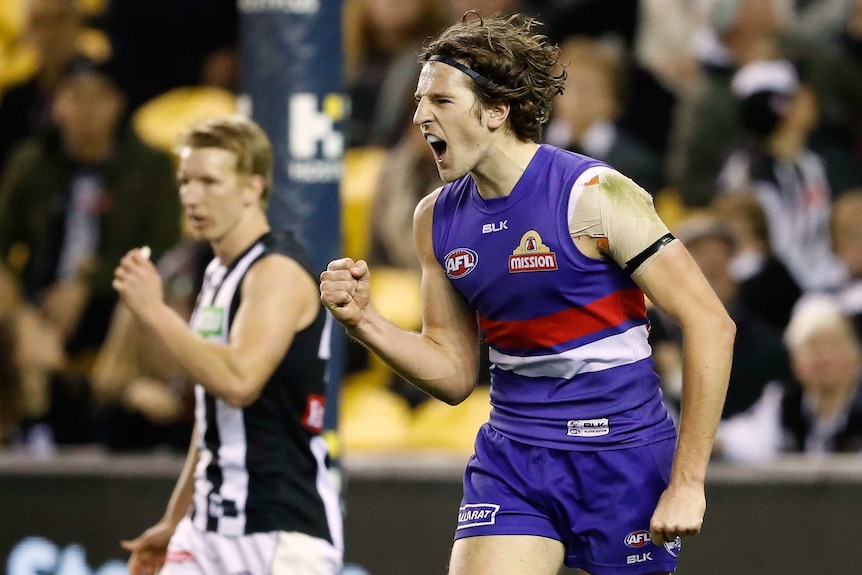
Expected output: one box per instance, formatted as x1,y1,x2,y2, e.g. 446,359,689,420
455,424,681,575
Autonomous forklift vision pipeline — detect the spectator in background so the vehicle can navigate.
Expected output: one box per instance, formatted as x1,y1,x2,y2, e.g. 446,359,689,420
344,0,450,147
0,0,87,165
0,55,181,375
90,239,211,452
666,0,787,208
710,190,801,331
667,0,862,208
649,212,791,419
830,189,862,335
717,58,845,293
538,0,677,170
716,295,862,461
797,0,862,196
545,35,664,194
0,294,67,455
103,0,238,112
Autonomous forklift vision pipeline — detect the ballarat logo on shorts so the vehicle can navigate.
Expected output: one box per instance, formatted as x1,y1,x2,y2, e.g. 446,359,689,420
445,248,478,279
508,230,558,273
624,530,652,548
663,536,682,557
567,418,609,436
457,503,500,530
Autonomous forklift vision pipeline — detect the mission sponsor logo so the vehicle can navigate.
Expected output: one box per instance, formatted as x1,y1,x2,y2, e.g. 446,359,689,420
456,503,500,530
508,231,558,273
445,248,478,279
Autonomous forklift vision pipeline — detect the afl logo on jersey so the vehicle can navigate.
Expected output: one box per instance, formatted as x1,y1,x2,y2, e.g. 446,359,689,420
445,248,478,279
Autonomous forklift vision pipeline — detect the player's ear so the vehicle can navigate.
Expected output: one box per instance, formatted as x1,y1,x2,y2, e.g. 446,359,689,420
486,101,510,130
243,174,266,205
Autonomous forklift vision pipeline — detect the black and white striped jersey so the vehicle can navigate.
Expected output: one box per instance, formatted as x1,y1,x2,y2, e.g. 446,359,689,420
187,230,342,549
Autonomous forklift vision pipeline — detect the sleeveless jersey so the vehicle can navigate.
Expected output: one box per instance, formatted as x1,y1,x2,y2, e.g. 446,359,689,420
188,231,342,549
432,145,676,450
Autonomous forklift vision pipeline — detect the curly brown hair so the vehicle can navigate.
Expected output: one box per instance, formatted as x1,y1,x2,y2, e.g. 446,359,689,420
418,12,566,142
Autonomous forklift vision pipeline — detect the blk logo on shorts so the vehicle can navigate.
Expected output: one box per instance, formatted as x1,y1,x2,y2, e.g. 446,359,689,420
567,418,609,436
457,503,500,530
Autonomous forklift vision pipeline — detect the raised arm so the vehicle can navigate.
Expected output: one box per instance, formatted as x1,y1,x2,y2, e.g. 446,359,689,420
114,250,319,407
321,190,480,405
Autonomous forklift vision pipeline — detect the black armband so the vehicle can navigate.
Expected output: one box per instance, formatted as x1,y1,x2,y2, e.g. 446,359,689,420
623,233,675,275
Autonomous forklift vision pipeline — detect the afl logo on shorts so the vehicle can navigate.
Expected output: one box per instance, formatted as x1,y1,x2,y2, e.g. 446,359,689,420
445,248,478,279
624,530,652,548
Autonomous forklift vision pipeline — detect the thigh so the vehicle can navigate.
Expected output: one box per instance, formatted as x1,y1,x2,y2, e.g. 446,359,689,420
449,534,564,575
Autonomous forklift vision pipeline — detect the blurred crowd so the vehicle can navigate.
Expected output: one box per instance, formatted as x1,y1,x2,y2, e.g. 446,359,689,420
2,0,862,462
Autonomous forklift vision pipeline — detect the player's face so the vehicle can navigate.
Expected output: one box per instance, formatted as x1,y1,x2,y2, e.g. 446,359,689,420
413,61,493,182
177,147,250,242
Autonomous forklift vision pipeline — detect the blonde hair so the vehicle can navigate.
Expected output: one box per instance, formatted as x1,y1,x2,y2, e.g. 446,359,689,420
177,115,274,202
784,295,858,351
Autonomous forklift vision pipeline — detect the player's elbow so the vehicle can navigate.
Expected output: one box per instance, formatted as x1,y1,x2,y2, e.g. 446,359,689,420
435,377,478,406
688,299,736,335
221,379,264,408
714,309,737,343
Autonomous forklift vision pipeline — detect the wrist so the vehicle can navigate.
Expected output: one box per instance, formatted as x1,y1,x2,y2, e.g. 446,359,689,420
137,301,170,332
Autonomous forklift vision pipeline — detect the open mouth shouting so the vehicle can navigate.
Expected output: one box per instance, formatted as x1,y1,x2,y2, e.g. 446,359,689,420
426,134,448,164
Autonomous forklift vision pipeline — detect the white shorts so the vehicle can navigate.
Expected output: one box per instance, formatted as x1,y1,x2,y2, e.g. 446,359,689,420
161,517,343,575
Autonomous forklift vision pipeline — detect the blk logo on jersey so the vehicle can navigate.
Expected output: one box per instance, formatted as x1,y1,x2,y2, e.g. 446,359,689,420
482,220,508,233
445,248,478,279
509,231,558,273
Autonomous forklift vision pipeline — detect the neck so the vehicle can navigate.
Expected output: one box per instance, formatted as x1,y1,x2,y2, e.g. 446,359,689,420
471,140,539,199
64,136,114,163
769,128,805,162
812,380,858,419
211,208,270,266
